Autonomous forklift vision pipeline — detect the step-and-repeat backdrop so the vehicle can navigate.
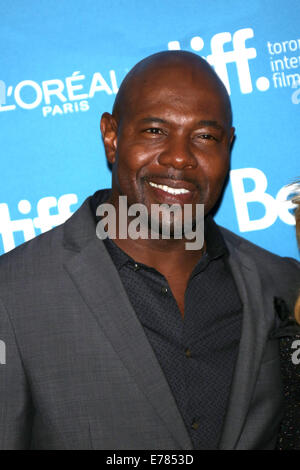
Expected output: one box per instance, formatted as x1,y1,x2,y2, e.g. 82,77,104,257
1,0,299,259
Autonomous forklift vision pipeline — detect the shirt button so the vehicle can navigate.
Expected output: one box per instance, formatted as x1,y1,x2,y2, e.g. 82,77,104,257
191,421,199,430
161,286,168,295
133,263,140,271
185,348,191,358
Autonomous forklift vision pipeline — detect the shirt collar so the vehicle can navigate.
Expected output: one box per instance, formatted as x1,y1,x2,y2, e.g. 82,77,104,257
103,236,134,271
204,214,229,260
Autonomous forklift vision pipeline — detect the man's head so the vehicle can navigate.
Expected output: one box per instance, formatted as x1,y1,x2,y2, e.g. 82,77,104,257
100,51,234,230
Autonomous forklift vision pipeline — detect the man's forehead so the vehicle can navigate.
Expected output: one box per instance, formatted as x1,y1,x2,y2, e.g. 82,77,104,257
113,51,232,126
130,89,224,116
132,76,220,102
124,76,229,125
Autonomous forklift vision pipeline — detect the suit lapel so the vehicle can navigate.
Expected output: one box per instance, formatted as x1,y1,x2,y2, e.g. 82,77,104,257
63,200,192,449
218,240,273,449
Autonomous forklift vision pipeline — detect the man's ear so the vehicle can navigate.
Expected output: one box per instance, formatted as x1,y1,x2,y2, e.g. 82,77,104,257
100,112,118,164
229,127,235,150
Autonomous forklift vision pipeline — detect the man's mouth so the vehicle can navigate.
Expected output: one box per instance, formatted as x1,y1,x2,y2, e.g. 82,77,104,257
148,181,191,196
145,178,197,204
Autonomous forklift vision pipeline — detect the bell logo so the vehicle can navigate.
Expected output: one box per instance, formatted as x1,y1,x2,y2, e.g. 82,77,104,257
230,168,297,232
168,28,270,95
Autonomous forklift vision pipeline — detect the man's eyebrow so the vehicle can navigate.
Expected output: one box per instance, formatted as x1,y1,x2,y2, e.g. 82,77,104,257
197,120,224,130
139,117,168,124
139,117,224,130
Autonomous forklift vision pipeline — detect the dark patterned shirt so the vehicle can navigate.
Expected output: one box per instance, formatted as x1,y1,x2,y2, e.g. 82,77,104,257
91,190,243,450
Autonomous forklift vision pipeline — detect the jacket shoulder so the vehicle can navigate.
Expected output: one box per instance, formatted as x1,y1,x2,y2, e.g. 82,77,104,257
0,222,64,273
220,226,300,309
0,195,95,276
220,226,299,268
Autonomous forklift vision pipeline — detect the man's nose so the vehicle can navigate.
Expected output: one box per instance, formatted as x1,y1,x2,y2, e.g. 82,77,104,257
157,136,198,170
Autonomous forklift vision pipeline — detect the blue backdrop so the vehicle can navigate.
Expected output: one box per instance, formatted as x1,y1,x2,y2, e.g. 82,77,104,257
1,0,299,259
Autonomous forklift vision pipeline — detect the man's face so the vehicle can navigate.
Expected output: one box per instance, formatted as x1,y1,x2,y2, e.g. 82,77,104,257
101,65,234,230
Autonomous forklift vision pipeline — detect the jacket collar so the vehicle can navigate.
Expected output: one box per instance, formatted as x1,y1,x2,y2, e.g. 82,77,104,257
63,194,193,449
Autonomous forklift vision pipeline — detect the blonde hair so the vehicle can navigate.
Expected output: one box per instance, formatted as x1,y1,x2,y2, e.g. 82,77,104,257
292,183,300,323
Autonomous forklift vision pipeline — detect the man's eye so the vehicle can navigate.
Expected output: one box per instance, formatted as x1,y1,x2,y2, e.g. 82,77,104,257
196,134,216,140
145,128,164,134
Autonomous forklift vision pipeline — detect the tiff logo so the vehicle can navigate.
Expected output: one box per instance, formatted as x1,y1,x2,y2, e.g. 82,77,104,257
168,28,270,94
0,340,5,365
0,194,78,253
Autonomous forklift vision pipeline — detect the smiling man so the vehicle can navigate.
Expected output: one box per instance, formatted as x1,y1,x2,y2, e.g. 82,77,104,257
0,51,299,450
98,51,234,317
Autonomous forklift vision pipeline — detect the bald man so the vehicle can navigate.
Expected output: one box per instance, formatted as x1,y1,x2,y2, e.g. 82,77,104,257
0,51,299,450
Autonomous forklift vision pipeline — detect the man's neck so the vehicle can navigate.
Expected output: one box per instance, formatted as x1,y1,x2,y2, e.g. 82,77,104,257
92,188,207,277
111,235,206,279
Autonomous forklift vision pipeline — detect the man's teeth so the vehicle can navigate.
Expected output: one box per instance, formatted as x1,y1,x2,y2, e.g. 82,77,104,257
149,181,190,195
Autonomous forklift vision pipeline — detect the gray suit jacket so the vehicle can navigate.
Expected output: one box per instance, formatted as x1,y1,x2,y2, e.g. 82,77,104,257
0,195,299,450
